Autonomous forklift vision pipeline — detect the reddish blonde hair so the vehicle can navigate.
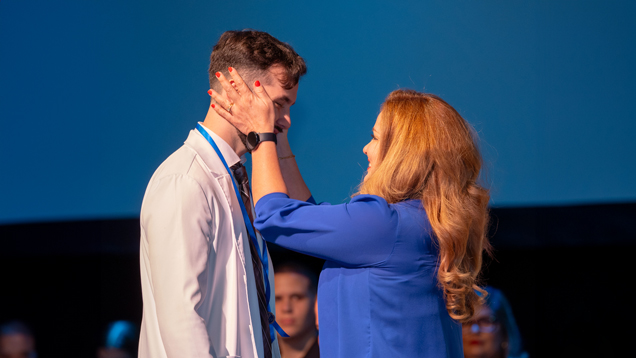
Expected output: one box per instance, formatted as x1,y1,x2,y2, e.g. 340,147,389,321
357,89,491,321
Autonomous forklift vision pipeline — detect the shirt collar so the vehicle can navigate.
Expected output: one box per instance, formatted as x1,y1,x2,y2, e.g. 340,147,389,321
197,122,245,167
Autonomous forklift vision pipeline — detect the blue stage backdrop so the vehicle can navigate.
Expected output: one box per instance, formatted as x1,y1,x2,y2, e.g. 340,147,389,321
1,0,635,224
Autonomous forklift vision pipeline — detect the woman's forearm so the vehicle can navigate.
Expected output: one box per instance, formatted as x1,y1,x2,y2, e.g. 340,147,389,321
276,133,312,201
252,141,289,204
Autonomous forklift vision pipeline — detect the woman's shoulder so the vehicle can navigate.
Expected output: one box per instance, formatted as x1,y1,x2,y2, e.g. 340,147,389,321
348,194,389,204
382,198,434,243
349,196,430,231
347,194,402,218
350,195,425,212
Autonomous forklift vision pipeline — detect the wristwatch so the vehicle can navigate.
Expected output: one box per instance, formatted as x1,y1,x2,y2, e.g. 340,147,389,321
246,132,277,152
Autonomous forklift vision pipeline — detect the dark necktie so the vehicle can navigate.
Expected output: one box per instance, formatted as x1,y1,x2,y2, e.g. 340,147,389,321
230,162,273,358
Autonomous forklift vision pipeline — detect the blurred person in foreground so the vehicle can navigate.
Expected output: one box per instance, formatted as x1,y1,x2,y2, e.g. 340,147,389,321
274,262,319,358
0,321,36,358
209,70,491,357
463,287,528,358
139,30,306,358
97,320,138,358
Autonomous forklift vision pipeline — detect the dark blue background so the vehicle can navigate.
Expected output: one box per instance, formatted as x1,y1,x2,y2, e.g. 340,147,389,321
2,0,635,224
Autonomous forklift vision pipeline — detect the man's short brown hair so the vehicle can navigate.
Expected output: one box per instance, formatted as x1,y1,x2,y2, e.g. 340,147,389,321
208,30,307,91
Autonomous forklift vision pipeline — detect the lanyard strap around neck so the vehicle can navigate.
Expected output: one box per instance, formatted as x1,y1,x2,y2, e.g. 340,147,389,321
195,124,288,342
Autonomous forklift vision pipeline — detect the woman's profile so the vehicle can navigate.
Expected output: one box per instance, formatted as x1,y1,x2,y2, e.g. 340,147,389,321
210,71,492,357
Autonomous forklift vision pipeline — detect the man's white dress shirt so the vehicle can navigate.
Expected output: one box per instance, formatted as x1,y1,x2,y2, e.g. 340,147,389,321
139,125,281,358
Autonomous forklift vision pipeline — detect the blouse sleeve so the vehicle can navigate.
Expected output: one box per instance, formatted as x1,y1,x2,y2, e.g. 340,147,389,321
254,192,399,267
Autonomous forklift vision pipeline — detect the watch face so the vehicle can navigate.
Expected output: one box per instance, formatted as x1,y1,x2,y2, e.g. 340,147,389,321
246,132,259,151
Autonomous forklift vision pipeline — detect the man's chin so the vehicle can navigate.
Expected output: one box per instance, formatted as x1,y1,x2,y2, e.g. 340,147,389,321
279,327,299,338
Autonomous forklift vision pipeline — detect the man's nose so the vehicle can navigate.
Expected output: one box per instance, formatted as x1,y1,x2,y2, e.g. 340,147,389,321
281,298,292,312
277,109,291,128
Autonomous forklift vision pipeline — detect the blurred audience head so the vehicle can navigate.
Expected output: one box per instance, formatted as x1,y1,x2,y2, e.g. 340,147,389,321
462,287,528,358
97,320,138,358
274,261,319,357
0,321,36,358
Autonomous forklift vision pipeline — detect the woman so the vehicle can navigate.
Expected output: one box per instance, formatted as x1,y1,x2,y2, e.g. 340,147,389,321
462,287,528,358
210,70,491,357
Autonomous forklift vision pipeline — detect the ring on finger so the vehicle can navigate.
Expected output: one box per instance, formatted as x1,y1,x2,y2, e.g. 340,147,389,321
227,102,234,114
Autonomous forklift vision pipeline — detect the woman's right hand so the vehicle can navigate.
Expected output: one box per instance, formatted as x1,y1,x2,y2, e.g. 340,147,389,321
208,67,276,134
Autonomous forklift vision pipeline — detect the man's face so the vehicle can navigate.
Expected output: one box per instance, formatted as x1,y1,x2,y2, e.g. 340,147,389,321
229,64,299,151
274,272,316,338
260,65,299,134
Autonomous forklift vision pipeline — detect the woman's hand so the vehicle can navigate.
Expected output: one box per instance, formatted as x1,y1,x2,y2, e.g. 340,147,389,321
208,68,276,134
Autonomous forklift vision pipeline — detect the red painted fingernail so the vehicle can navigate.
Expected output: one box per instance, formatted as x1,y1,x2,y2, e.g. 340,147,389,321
228,67,233,72
207,89,212,95
215,72,220,78
255,80,260,87
211,104,215,108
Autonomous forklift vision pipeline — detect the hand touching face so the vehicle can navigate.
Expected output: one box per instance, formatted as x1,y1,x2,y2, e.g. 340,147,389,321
208,67,276,134
208,66,298,136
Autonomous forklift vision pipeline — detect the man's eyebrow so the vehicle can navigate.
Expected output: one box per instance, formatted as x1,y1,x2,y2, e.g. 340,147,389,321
273,95,294,106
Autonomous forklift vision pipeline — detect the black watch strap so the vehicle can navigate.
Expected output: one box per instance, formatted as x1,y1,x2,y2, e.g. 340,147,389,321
256,133,277,145
246,132,277,152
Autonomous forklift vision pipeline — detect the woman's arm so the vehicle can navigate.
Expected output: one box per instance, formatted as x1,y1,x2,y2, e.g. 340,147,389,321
251,140,287,203
254,193,399,267
276,130,312,202
210,69,397,266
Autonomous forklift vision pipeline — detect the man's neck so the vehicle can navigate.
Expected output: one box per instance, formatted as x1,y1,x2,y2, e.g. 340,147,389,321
201,106,248,157
278,330,318,358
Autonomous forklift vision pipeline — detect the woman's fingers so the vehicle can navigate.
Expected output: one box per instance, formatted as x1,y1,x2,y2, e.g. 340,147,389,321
209,68,275,134
208,87,256,134
209,101,231,120
208,88,233,112
209,96,252,134
249,80,276,132
214,71,240,103
252,80,273,102
227,67,252,96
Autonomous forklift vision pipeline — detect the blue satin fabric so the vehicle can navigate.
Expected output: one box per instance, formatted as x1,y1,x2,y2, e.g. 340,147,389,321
255,193,463,358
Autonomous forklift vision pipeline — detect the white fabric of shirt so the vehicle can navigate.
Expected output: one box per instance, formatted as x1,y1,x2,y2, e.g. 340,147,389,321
139,124,280,358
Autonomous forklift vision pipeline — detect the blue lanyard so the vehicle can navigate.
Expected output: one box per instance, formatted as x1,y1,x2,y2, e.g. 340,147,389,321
196,124,288,343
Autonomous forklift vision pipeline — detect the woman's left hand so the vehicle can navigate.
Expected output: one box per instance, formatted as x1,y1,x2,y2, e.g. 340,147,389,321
208,68,276,134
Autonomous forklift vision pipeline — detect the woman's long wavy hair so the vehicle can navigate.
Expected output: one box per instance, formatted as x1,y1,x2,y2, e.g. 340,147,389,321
357,89,491,321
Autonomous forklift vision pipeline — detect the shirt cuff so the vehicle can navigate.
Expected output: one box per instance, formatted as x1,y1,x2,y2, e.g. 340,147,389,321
255,192,317,219
255,192,289,210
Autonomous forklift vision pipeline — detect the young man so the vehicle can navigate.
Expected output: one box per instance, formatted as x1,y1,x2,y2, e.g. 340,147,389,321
0,321,37,358
274,262,320,358
139,30,310,358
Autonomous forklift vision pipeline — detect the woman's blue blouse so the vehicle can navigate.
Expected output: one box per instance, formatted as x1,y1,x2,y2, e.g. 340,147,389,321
255,193,463,358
